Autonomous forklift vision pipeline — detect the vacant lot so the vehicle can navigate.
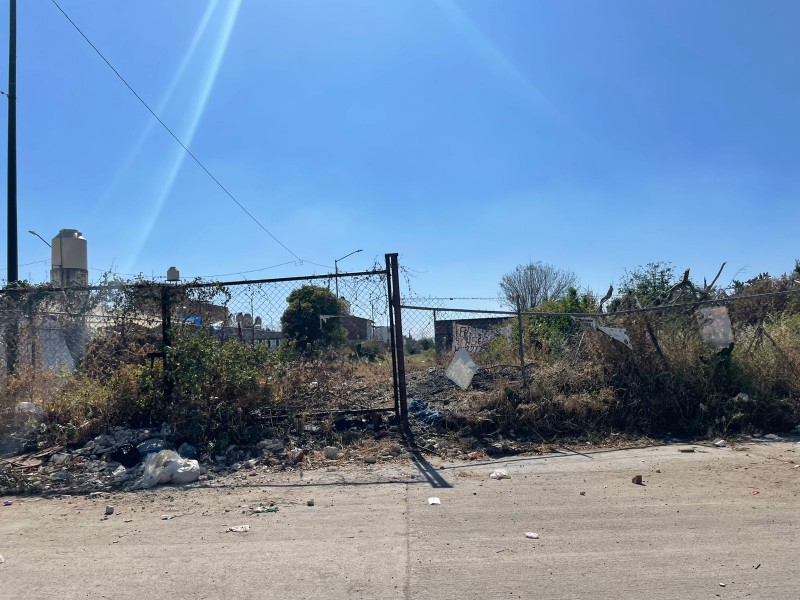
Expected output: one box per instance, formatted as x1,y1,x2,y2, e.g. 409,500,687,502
1,439,798,599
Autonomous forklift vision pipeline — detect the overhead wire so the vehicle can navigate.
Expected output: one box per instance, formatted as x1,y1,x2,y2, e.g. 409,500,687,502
50,0,306,264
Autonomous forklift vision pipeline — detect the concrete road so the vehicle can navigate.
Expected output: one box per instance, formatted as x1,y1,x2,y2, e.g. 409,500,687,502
1,440,798,599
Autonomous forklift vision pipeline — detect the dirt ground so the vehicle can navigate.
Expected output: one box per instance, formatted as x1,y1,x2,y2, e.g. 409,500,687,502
1,438,798,600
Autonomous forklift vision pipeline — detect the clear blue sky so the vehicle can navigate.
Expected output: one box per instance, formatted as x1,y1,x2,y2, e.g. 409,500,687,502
1,0,798,303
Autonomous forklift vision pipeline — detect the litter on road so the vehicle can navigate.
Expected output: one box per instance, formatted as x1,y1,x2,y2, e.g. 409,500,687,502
428,497,441,505
226,525,250,533
490,469,509,480
252,506,279,513
3,500,12,506
525,532,539,539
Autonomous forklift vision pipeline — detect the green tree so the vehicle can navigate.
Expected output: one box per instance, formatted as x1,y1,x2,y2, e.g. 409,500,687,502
281,285,348,349
610,261,676,310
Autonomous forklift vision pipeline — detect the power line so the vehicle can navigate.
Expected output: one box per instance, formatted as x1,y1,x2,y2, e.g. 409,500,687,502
50,0,304,263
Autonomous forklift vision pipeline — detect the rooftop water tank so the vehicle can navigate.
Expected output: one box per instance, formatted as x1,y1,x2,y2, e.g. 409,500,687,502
50,229,88,286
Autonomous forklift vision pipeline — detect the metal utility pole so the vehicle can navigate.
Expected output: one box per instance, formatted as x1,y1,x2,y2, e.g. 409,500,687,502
7,0,17,283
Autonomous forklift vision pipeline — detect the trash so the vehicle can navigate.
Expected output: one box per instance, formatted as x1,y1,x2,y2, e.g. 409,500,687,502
525,532,539,539
105,505,114,516
136,438,166,456
445,348,480,390
177,443,198,460
109,444,141,468
226,525,250,533
133,450,201,489
409,398,444,426
679,448,695,453
632,475,643,485
112,465,127,477
257,438,284,453
307,499,315,507
252,506,278,513
719,583,726,587
598,326,633,349
428,497,441,505
243,459,258,469
751,490,760,495
763,434,781,441
754,563,761,570
696,307,734,348
490,469,510,480
161,514,175,520
323,446,339,460
3,500,12,506
0,554,4,564
713,439,727,448
580,491,586,496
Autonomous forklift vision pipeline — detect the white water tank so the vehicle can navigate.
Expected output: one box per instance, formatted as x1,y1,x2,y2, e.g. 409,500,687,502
50,229,88,287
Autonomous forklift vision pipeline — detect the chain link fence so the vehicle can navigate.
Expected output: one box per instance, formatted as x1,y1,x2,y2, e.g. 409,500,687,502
0,267,397,449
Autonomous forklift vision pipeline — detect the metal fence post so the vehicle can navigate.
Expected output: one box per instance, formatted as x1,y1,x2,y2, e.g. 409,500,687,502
385,254,400,420
388,253,408,425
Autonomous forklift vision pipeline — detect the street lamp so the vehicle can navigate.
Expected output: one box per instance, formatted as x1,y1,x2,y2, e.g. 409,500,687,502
28,230,50,248
334,248,363,298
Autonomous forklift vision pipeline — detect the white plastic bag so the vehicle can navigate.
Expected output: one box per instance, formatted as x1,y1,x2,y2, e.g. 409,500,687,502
133,450,200,489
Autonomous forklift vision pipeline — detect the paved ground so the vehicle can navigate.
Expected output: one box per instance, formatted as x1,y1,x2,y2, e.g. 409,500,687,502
1,439,798,599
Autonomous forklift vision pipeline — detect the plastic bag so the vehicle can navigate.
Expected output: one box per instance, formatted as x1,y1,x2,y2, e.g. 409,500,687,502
133,450,200,489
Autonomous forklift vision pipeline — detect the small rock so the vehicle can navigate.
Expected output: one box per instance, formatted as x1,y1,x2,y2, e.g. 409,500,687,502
290,449,305,464
307,499,315,507
580,491,586,496
525,532,539,539
364,456,377,464
763,434,781,441
719,583,726,588
257,439,284,453
632,475,643,485
323,446,339,460
105,506,114,516
713,439,727,448
50,470,69,482
112,465,127,477
244,459,258,469
50,453,71,465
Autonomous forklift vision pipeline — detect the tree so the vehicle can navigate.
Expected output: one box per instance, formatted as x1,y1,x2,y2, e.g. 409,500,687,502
610,261,676,310
281,285,348,349
499,262,578,309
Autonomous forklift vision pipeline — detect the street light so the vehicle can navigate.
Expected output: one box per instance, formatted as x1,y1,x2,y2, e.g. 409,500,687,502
334,248,363,298
28,230,50,248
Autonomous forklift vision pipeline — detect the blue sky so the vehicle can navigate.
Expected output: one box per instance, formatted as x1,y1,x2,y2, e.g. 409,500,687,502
1,0,798,303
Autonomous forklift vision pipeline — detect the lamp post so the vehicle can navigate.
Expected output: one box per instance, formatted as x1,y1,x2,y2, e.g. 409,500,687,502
28,230,50,248
334,248,362,298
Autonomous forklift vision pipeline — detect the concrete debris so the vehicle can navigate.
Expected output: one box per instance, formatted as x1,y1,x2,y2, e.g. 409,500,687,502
226,525,250,533
525,532,539,539
632,475,643,485
428,497,441,505
104,505,114,516
323,446,339,460
490,469,510,480
257,438,284,453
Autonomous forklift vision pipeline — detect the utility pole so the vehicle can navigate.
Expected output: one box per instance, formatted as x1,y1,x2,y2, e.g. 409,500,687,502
7,0,17,283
